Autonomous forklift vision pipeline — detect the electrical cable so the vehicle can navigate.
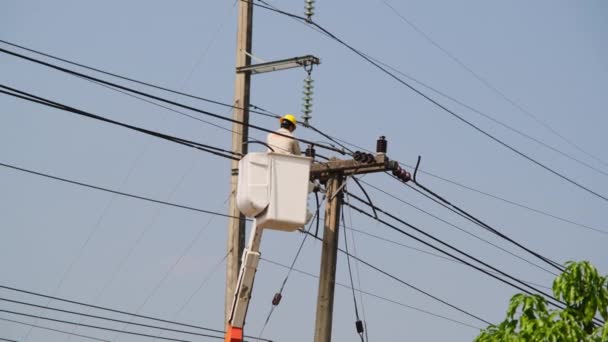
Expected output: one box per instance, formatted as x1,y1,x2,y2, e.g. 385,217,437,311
179,0,238,88
0,39,269,118
408,179,565,273
65,193,230,342
399,174,565,273
362,51,608,178
153,252,229,342
0,285,271,341
380,0,608,175
0,337,17,342
379,0,608,171
102,197,232,342
248,1,608,203
344,205,370,342
259,257,481,330
341,204,366,341
0,46,346,155
257,197,323,337
347,190,572,302
358,177,559,276
0,161,241,219
346,224,552,290
307,129,607,236
257,0,608,179
0,84,240,161
0,38,289,137
0,317,108,342
344,197,569,311
299,230,493,326
2,32,603,234
0,309,200,342
0,39,349,157
0,297,225,340
327,132,607,237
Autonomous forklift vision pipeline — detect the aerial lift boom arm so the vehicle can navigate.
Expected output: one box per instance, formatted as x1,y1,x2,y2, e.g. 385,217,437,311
225,220,264,342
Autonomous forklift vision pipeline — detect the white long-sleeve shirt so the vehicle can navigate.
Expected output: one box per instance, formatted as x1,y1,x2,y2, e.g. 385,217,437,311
266,127,301,155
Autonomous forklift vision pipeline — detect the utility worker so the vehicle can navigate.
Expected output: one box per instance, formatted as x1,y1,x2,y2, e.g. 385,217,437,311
267,114,301,155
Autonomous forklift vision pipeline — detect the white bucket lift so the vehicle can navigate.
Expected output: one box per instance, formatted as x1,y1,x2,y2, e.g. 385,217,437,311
236,152,312,231
226,152,312,342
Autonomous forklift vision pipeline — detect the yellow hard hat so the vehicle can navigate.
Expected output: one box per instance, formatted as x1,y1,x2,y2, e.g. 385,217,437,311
280,114,297,126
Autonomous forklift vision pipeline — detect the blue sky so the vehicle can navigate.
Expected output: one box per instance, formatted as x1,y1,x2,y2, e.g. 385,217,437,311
1,0,607,341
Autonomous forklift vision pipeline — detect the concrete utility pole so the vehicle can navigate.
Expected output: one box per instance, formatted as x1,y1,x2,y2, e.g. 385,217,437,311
310,149,395,342
226,0,253,323
313,174,343,342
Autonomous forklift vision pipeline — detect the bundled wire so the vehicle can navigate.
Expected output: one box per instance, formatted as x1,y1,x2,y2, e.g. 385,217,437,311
0,84,239,160
0,46,347,156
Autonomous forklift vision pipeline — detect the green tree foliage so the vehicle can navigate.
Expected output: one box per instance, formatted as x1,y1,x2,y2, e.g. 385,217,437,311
475,261,608,342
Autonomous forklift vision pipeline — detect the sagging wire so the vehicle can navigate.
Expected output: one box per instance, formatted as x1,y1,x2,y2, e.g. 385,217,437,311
345,191,370,342
0,46,348,156
342,184,366,341
409,156,565,274
257,195,324,338
352,177,377,220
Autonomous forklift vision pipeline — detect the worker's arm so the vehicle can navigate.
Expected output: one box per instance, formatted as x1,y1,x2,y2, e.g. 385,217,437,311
292,140,301,155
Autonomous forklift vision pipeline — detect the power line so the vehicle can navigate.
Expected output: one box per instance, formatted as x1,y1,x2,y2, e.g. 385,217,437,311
0,39,266,117
344,198,567,311
343,197,370,342
379,0,608,171
318,212,554,290
179,0,238,88
2,22,603,226
258,203,322,337
249,1,608,203
0,309,199,342
356,178,559,276
0,39,349,156
346,225,552,290
408,164,607,235
153,252,229,342
0,317,108,342
105,200,232,342
0,161,240,219
0,337,18,342
341,208,366,342
61,188,230,342
0,297,225,340
0,285,271,341
328,135,607,236
0,46,345,155
260,257,482,330
0,84,240,161
344,198,606,329
361,50,608,178
399,176,565,272
299,231,493,326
